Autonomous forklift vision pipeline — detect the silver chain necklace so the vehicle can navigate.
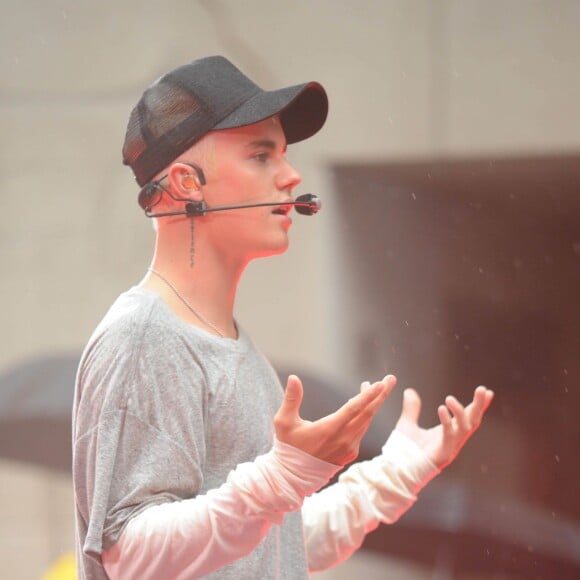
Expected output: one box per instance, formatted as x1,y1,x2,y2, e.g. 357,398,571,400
148,268,225,338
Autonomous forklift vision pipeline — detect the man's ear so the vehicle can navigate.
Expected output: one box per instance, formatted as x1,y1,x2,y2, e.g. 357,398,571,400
167,162,204,200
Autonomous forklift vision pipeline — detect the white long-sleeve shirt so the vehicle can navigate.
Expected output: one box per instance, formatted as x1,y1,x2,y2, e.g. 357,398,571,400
102,431,438,578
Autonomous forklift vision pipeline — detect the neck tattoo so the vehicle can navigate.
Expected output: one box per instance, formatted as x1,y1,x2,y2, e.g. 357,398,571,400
189,219,195,269
148,268,225,338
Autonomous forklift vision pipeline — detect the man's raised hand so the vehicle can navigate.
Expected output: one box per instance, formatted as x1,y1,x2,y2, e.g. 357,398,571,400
274,374,397,466
395,385,494,469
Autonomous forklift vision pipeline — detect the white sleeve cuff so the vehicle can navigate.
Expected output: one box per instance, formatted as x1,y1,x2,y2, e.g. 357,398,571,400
379,429,440,494
304,430,440,572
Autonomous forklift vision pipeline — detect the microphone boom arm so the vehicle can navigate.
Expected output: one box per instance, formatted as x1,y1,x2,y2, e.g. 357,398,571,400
145,194,321,218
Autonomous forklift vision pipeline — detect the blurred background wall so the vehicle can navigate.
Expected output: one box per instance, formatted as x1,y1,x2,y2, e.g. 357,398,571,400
1,1,579,578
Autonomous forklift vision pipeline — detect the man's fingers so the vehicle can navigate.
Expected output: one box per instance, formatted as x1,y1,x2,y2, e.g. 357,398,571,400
360,380,372,392
401,388,422,424
465,386,494,427
477,386,494,412
444,386,494,435
347,382,390,433
334,378,381,419
445,395,470,431
484,389,495,409
340,377,397,452
438,404,453,432
347,375,395,419
340,375,396,434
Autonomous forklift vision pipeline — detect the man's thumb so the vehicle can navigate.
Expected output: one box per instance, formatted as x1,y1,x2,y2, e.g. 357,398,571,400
282,374,304,415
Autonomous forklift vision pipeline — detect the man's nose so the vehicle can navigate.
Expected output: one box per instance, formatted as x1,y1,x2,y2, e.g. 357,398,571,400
277,158,302,192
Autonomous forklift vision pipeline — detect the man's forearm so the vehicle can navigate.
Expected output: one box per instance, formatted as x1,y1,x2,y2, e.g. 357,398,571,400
303,430,440,572
102,439,339,579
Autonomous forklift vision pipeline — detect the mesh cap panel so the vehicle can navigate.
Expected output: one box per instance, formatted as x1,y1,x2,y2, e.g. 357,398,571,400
122,56,328,186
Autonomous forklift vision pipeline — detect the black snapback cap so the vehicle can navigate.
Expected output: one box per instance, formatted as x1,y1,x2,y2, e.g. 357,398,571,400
123,55,328,186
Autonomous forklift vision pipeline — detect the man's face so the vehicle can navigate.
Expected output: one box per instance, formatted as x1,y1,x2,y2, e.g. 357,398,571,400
193,116,302,260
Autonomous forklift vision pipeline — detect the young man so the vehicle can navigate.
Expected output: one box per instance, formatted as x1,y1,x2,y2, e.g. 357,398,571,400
73,56,493,579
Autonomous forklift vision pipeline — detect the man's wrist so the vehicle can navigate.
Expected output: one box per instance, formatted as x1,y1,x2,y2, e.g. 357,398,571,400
383,430,440,491
273,437,341,494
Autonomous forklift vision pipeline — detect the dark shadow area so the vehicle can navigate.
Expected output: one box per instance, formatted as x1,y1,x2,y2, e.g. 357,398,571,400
0,354,79,473
332,154,580,578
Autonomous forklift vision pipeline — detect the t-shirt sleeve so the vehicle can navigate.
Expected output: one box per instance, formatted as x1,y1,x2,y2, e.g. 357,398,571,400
73,311,208,559
75,409,205,557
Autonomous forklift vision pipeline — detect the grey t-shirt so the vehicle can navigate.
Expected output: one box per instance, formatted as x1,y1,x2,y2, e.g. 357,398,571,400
73,287,307,579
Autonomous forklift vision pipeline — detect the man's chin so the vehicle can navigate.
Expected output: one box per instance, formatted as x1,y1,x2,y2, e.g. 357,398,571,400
251,239,290,260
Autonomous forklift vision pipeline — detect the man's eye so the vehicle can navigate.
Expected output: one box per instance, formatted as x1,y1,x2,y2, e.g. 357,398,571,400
253,152,269,162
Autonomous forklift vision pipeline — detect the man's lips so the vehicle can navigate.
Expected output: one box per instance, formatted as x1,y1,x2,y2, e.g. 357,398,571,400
271,199,293,216
272,205,291,216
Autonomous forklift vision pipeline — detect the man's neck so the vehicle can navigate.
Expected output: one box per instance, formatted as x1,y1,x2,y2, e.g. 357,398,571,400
141,228,246,339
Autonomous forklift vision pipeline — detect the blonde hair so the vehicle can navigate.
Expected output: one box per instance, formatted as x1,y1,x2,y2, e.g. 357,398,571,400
178,132,217,176
151,132,217,184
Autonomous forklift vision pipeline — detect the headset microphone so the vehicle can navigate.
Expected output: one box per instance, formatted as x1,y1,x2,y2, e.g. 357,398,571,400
291,194,321,216
144,194,321,218
139,163,321,218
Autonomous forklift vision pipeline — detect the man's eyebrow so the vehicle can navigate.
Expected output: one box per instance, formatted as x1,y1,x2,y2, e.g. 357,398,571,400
245,139,287,152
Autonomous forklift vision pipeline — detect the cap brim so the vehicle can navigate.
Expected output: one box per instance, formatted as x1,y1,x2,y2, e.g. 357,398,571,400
213,82,328,144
